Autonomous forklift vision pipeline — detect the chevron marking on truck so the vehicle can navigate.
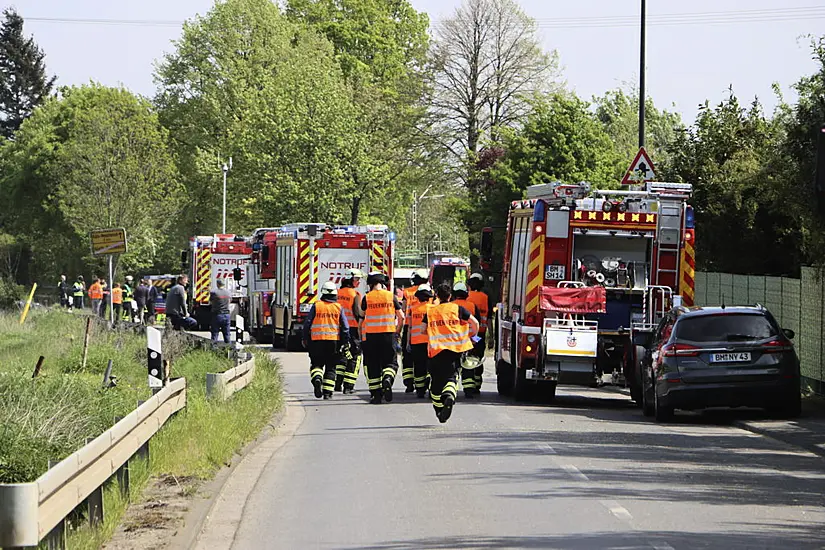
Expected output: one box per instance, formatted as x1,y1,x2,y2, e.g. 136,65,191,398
196,246,211,303
525,231,545,313
680,231,696,306
370,241,388,274
297,240,313,304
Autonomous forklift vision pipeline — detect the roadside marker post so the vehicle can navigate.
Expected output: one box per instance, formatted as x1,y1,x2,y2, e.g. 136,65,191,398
18,282,37,324
147,326,163,393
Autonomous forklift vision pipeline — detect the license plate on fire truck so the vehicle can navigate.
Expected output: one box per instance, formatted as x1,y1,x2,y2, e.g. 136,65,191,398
545,265,565,280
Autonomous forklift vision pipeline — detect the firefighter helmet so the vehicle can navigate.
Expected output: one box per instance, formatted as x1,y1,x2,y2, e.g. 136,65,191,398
412,269,429,283
346,268,365,279
321,281,338,296
367,272,387,287
469,272,483,281
453,282,468,293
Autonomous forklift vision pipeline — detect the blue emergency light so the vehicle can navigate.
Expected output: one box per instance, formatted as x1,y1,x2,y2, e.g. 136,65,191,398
685,206,695,229
533,200,546,222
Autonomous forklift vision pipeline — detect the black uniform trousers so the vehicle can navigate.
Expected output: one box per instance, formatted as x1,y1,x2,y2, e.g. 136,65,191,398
429,350,460,415
411,343,430,391
401,325,414,386
461,336,486,393
308,340,339,394
363,332,397,395
337,327,362,390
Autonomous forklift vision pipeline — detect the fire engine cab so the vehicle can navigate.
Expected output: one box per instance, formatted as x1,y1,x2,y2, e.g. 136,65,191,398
482,180,696,401
187,234,252,330
429,257,469,290
251,224,394,350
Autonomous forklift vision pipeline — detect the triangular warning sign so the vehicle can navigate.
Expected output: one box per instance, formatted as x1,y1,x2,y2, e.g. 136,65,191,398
621,147,657,185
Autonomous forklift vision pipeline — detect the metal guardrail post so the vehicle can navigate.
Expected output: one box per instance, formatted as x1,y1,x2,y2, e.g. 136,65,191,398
113,415,130,500
83,437,104,527
45,460,66,550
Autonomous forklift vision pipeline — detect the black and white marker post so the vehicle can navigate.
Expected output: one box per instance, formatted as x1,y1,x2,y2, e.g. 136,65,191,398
147,326,163,393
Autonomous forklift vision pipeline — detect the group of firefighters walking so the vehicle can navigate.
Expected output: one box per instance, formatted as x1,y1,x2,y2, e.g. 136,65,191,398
303,268,490,423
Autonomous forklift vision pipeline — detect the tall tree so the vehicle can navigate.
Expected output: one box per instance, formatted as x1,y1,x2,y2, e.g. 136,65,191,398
431,0,560,174
0,9,55,138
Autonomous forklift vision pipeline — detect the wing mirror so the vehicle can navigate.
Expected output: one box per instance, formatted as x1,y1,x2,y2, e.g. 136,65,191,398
783,328,795,340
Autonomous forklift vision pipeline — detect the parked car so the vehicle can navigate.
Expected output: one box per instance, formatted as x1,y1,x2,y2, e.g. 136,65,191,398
640,305,801,421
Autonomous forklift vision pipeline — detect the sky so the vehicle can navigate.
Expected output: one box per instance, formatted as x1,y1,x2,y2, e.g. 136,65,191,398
8,0,825,123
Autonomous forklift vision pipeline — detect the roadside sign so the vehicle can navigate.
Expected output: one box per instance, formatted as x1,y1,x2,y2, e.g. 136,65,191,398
90,228,127,256
621,147,657,185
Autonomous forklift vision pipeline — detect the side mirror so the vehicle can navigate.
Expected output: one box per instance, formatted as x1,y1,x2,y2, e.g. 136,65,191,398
262,245,270,262
480,228,493,269
783,328,795,340
180,250,189,269
233,267,243,281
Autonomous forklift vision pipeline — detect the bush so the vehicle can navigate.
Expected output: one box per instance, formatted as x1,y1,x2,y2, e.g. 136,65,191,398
0,277,24,310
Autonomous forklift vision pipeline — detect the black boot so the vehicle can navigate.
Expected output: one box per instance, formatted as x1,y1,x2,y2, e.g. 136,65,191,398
334,376,343,392
416,388,426,399
440,394,455,423
323,391,333,400
369,390,383,404
382,376,394,402
343,384,355,395
312,378,323,399
405,380,415,393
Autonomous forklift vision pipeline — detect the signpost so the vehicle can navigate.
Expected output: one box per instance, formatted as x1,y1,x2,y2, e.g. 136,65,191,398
90,228,127,325
620,147,657,186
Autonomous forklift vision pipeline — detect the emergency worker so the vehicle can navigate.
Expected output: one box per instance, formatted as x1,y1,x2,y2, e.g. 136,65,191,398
467,273,490,394
401,269,429,392
361,272,404,404
122,276,135,322
452,282,481,398
88,278,103,317
58,275,69,308
408,283,434,398
336,269,365,394
111,283,123,323
426,284,478,423
302,281,349,400
71,276,85,311
99,277,109,318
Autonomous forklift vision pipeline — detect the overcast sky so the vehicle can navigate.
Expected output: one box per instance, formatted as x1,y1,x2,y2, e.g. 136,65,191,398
8,0,825,123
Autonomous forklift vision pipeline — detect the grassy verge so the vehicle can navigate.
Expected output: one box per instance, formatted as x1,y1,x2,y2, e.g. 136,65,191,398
0,309,283,548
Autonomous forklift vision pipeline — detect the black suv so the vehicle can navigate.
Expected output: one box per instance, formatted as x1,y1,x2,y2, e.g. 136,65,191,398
640,305,801,421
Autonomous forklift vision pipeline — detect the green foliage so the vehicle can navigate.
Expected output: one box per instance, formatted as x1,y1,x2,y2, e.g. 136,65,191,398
0,8,55,138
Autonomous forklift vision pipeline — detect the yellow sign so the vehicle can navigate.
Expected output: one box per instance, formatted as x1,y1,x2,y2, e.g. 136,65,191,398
90,228,127,256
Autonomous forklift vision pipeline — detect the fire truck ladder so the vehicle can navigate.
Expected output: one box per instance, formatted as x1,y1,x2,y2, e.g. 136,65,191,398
653,199,684,290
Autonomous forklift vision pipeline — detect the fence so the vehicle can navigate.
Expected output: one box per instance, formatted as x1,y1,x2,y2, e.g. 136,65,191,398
694,269,823,394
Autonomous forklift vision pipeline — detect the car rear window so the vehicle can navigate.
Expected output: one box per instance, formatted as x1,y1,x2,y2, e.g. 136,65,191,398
673,313,778,342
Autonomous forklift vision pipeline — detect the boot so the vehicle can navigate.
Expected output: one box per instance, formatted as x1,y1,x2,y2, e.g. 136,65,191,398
312,378,323,399
416,388,426,399
382,376,394,403
369,390,383,404
334,376,343,392
343,385,355,395
440,394,455,423
323,391,333,400
405,381,415,393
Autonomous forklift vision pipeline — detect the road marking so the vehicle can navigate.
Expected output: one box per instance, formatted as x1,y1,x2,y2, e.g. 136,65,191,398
649,543,675,550
537,443,556,454
561,464,589,481
600,499,633,520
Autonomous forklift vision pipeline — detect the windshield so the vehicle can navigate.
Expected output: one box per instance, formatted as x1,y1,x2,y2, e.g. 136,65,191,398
673,313,779,343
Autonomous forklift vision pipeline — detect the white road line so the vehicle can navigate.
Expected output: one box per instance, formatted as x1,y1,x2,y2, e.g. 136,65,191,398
561,464,589,481
600,499,633,521
537,443,556,454
649,542,675,550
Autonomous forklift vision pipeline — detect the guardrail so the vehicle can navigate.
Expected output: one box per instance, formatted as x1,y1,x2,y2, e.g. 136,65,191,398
206,355,256,401
0,378,187,549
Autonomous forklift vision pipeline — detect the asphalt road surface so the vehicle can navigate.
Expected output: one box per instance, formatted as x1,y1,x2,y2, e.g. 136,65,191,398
232,351,825,550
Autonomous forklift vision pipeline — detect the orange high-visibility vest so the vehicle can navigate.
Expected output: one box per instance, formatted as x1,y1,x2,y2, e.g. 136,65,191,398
409,300,432,345
310,301,342,341
427,303,473,358
364,289,396,334
112,288,123,304
337,287,360,328
452,298,477,318
88,282,103,300
468,291,489,333
403,285,419,326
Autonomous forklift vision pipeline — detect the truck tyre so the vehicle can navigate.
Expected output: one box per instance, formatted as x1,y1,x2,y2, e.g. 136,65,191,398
629,345,646,406
497,359,514,396
281,310,293,350
654,388,673,422
514,366,531,402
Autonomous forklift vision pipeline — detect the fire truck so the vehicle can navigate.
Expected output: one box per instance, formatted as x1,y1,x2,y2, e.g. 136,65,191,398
481,181,696,401
429,257,469,289
251,224,395,350
187,234,253,330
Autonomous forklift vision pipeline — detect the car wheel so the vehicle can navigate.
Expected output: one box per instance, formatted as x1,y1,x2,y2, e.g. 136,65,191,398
497,359,514,396
654,387,673,422
642,370,654,417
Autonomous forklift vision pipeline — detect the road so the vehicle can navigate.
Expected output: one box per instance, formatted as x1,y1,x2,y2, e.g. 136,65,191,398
231,351,825,550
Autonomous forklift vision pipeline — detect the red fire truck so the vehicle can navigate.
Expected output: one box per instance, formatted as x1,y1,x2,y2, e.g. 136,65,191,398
250,224,395,350
187,234,253,330
481,181,696,402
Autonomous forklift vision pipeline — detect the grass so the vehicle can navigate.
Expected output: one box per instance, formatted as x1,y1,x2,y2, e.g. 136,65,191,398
0,309,283,548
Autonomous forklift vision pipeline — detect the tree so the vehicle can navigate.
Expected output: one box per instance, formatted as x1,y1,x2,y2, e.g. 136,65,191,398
431,0,560,173
155,0,366,235
593,87,683,170
0,84,181,282
0,8,55,138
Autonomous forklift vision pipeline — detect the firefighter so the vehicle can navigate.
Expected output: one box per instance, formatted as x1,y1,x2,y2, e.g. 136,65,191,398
426,283,478,423
111,283,123,324
361,272,404,404
302,281,349,400
88,278,103,317
452,282,481,398
71,276,85,311
408,283,433,398
122,276,135,322
401,269,428,393
336,268,365,394
467,273,490,395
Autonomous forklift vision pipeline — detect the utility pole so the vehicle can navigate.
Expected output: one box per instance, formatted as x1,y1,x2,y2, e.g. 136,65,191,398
639,0,646,148
221,157,232,234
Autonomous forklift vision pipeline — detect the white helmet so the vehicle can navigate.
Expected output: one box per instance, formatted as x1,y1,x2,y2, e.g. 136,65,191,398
125,275,134,282
321,281,338,296
469,272,483,281
417,283,433,293
413,268,429,281
453,282,468,293
346,268,365,279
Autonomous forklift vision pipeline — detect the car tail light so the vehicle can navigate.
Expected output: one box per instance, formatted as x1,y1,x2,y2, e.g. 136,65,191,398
762,340,793,353
662,343,700,357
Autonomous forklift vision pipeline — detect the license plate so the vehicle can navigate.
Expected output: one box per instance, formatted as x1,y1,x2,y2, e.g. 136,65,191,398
545,265,565,280
711,352,751,363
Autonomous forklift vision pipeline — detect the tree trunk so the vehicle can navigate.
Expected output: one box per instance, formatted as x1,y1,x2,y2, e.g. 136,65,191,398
350,195,361,225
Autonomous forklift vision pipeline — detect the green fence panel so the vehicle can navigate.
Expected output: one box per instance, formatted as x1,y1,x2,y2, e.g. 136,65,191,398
780,277,801,337
764,277,783,320
719,273,733,305
705,272,722,305
693,272,707,306
746,275,766,306
800,267,822,383
732,275,750,305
